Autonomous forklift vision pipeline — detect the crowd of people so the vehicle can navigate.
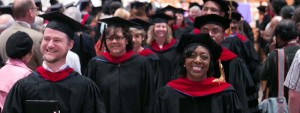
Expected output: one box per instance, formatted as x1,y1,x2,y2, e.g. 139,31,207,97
0,0,300,113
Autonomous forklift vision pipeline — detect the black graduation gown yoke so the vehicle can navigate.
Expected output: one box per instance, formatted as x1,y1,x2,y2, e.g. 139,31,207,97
72,32,96,73
145,41,179,87
3,71,106,113
152,85,244,113
85,54,154,113
259,45,300,99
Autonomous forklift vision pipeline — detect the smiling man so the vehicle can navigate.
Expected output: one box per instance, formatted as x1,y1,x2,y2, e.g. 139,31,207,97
2,12,106,113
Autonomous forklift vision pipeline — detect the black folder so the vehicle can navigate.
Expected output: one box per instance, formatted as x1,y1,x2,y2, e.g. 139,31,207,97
25,100,59,113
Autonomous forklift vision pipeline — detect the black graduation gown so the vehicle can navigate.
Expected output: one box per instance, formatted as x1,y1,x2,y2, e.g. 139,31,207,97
172,24,193,40
138,49,162,90
85,53,154,113
222,33,260,78
2,71,106,113
218,48,259,113
259,45,300,100
242,20,254,42
72,32,96,73
145,39,179,87
152,83,243,113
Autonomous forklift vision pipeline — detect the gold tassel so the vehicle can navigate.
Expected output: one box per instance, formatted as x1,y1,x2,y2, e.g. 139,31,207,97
212,60,226,84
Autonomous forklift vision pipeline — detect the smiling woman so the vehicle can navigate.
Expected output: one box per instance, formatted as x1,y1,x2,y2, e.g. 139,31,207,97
151,33,244,113
85,17,155,113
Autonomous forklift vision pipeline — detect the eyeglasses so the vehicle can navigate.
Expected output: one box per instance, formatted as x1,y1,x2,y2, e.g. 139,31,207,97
29,7,38,11
200,28,222,35
106,36,125,41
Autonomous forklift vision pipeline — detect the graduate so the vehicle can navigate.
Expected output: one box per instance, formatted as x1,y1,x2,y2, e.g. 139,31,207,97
146,13,179,87
173,8,193,40
130,18,161,90
2,11,106,113
152,33,244,113
85,17,154,113
223,11,260,77
194,14,258,113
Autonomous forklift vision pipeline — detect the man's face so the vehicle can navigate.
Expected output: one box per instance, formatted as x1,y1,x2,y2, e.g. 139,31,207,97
201,1,224,16
41,28,73,64
230,19,239,33
200,24,225,44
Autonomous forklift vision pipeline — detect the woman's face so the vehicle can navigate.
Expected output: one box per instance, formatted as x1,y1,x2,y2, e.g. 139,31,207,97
105,28,128,57
185,46,210,81
176,13,184,23
153,23,168,38
131,32,144,49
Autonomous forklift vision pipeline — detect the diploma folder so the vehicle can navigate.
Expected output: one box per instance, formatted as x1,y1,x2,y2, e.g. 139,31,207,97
25,100,59,113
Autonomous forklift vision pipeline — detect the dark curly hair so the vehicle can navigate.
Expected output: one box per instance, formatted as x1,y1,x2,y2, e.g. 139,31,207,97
103,26,133,53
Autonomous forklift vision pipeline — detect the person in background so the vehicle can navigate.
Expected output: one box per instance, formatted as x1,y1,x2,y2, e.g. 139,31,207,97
173,8,193,40
2,11,106,113
0,14,14,34
226,1,255,42
259,19,300,105
130,18,161,90
262,0,287,45
152,33,244,113
146,13,178,87
79,0,93,25
0,0,43,70
31,16,44,33
130,1,149,21
185,2,202,27
282,7,300,113
280,5,295,20
64,6,96,73
85,17,154,113
0,31,33,112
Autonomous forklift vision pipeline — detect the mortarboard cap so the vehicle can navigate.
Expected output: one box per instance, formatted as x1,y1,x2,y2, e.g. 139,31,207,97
230,12,242,21
149,13,174,24
175,8,185,14
203,0,229,12
100,16,140,28
130,18,153,30
130,1,146,9
257,6,266,13
189,2,202,9
194,14,231,29
225,1,238,9
177,33,222,61
39,11,89,39
161,5,177,13
6,31,33,59
0,5,13,15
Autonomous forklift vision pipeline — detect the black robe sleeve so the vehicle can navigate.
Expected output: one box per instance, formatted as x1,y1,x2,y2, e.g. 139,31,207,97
222,58,259,113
